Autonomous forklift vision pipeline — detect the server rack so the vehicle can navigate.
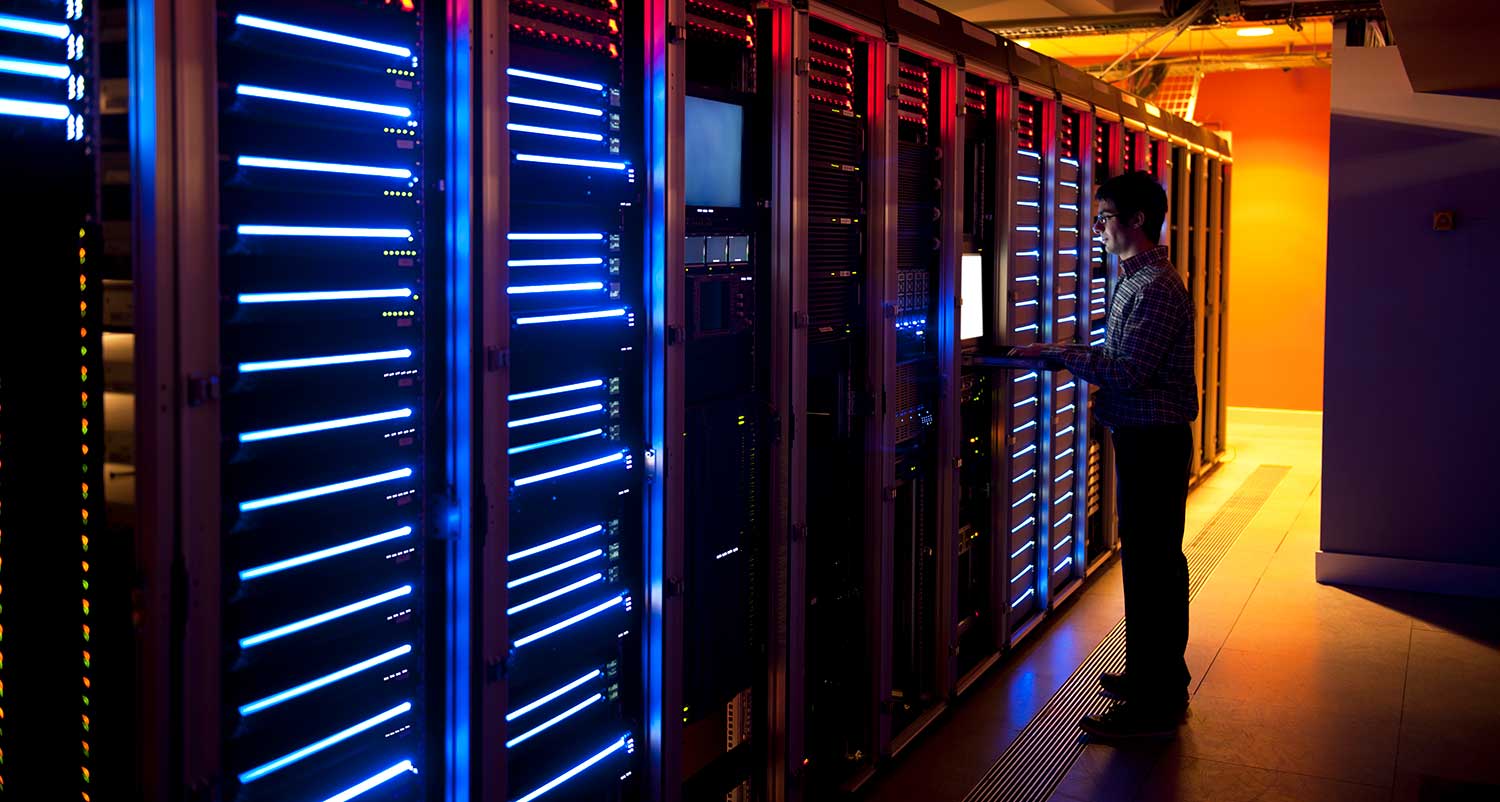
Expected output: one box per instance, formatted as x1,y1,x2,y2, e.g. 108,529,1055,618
1084,111,1119,571
675,2,770,799
953,66,1004,695
795,6,885,793
1000,84,1048,642
0,0,118,795
1043,99,1087,604
498,1,651,800
885,41,953,754
1216,162,1232,456
133,1,458,798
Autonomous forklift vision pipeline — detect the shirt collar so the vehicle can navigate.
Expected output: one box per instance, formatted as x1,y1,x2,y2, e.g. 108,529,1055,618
1120,244,1171,277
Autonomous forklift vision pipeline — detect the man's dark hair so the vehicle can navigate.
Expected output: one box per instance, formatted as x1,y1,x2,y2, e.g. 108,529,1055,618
1096,170,1168,245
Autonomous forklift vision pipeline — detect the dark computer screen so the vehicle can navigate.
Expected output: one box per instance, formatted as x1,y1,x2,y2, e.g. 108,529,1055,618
685,96,743,208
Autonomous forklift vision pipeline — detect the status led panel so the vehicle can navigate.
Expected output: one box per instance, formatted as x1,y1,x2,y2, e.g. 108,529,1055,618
0,0,106,795
1003,89,1045,635
1088,118,1112,348
504,1,644,799
1045,105,1083,593
216,5,429,800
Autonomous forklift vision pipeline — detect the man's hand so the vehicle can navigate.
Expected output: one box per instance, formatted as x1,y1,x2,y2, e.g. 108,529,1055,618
1012,342,1052,358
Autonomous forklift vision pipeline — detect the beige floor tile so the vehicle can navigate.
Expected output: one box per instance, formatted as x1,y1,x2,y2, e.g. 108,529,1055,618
1218,617,1412,672
1046,741,1166,802
1176,694,1401,786
1194,647,1406,722
1132,754,1389,802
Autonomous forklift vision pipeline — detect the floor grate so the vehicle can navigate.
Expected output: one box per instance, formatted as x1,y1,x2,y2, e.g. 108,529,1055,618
964,464,1291,802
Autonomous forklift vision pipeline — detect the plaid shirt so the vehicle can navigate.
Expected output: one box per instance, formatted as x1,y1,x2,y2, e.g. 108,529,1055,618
1055,245,1198,427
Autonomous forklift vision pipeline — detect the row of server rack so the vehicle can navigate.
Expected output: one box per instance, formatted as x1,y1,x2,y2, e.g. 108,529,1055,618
0,0,1231,800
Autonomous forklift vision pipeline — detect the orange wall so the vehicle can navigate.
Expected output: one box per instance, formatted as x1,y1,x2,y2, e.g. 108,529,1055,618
1193,68,1329,411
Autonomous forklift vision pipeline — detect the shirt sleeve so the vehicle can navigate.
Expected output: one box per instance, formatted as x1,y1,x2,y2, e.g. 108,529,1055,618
1056,281,1184,390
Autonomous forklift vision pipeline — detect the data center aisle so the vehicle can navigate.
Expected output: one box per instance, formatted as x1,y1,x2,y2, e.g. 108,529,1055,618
864,407,1500,802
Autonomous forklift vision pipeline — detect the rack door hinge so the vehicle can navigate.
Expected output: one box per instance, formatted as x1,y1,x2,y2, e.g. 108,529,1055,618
487,346,509,371
668,24,687,44
795,57,809,76
186,373,219,407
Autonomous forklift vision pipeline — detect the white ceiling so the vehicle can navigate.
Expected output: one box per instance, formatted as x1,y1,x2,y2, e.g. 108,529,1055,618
932,0,1164,23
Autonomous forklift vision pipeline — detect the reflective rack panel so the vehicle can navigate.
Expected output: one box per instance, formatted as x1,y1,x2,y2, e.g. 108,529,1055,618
217,4,430,800
1003,89,1045,637
504,0,644,799
1045,105,1083,595
0,0,108,795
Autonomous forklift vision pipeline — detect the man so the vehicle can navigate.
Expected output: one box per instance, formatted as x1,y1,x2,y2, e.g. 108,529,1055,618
1014,170,1198,738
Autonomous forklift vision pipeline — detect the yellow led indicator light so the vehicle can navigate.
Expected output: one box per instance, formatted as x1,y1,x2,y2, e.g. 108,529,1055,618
83,651,90,668
82,600,90,616
82,713,90,730
82,624,90,641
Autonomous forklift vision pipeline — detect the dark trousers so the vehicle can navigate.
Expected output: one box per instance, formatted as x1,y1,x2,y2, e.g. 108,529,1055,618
1111,423,1193,706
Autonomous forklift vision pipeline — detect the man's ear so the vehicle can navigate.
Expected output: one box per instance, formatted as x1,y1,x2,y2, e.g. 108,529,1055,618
1130,210,1146,229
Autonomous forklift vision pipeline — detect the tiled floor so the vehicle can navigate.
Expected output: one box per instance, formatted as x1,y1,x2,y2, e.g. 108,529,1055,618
864,408,1500,802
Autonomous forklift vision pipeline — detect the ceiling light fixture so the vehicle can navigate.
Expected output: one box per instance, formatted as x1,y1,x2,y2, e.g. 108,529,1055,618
1237,26,1275,37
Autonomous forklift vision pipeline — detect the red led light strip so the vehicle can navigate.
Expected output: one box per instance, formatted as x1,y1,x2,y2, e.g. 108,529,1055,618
686,16,754,49
686,0,754,30
512,0,615,35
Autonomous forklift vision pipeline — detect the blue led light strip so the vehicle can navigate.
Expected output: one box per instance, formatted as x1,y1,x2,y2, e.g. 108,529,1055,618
1054,513,1075,527
1014,371,1038,382
238,467,413,512
508,232,603,241
506,68,605,91
1011,587,1036,608
509,257,605,267
238,348,411,373
508,670,603,722
239,644,413,715
513,450,626,487
238,526,413,581
508,574,604,616
1018,150,1040,159
0,13,69,38
322,761,416,802
1053,536,1073,552
0,97,70,119
239,586,412,649
507,429,603,455
506,95,604,116
237,84,411,117
509,379,605,402
1053,557,1074,573
239,408,412,442
1012,444,1037,458
508,550,603,589
512,736,628,802
1010,516,1036,534
1011,492,1037,508
506,693,604,748
513,595,626,648
238,702,412,782
509,524,604,562
1013,468,1038,483
1012,420,1037,433
509,404,604,428
237,155,413,179
234,14,413,58
238,288,412,304
516,153,628,170
0,56,70,79
237,224,412,238
1013,397,1038,407
1010,540,1036,560
507,123,605,142
1011,565,1034,583
515,308,626,326
508,282,606,295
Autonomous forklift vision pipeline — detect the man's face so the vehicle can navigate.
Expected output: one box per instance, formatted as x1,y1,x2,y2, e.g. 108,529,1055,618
1093,199,1128,255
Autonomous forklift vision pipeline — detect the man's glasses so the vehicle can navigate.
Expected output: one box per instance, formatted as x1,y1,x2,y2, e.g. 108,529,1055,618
1092,211,1121,227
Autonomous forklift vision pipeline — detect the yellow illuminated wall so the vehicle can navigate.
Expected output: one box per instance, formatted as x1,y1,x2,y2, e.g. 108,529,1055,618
1193,67,1330,411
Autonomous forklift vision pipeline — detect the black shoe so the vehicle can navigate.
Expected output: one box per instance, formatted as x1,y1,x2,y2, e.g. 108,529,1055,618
1078,701,1184,740
1098,670,1130,701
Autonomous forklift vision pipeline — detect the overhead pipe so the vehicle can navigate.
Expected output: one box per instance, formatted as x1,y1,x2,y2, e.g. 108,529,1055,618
980,1,1384,40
